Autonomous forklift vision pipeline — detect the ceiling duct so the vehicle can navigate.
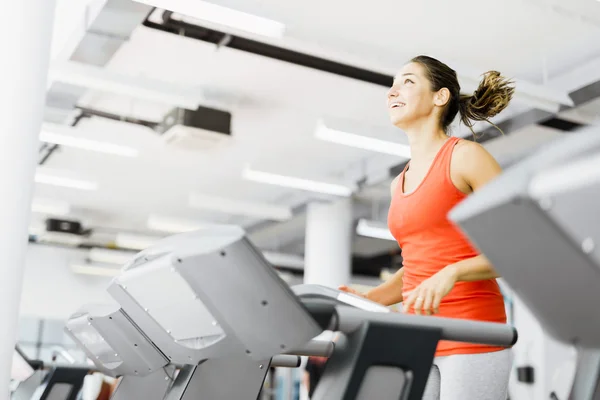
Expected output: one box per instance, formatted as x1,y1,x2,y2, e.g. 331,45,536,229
45,0,153,124
156,105,233,150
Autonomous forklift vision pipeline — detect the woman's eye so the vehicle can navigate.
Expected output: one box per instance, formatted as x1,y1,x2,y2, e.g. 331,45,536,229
405,79,414,84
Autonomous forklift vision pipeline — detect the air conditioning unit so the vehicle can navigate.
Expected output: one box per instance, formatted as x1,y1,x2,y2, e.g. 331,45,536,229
46,218,82,235
157,105,233,151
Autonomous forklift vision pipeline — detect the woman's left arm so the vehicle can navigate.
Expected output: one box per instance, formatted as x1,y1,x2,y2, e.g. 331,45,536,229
447,140,503,282
403,141,503,315
446,254,499,282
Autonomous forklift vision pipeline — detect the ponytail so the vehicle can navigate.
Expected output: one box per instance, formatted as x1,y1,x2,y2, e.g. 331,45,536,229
458,71,515,136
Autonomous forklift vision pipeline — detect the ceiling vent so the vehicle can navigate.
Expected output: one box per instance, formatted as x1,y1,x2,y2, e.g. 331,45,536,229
157,105,232,150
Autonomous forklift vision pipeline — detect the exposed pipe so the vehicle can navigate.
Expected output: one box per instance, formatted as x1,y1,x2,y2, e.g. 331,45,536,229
142,10,393,87
75,106,159,129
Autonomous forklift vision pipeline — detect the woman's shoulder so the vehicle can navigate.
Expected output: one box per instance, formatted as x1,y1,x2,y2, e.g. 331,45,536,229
451,138,502,191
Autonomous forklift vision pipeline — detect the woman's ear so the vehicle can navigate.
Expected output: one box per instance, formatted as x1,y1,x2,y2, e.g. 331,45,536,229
434,88,451,107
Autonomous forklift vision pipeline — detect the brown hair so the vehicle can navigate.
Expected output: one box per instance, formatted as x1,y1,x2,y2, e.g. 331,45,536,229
410,55,515,136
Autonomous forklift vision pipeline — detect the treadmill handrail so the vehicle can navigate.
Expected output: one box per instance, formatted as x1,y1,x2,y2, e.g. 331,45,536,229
285,340,335,357
332,306,518,347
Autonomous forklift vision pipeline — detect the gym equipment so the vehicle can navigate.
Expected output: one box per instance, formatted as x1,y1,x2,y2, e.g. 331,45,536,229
292,284,516,400
30,366,90,400
66,226,517,400
449,125,600,400
11,345,95,400
11,347,44,399
66,226,324,400
65,303,175,400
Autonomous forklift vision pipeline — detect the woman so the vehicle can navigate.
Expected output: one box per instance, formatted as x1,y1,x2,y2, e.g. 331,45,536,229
340,55,515,400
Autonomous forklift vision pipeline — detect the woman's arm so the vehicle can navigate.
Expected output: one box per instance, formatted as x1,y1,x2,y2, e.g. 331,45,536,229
365,268,404,306
339,268,404,307
453,139,502,193
446,254,499,282
449,140,503,281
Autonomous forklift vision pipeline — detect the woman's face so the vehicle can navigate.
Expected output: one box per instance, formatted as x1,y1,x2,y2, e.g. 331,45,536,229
387,62,438,130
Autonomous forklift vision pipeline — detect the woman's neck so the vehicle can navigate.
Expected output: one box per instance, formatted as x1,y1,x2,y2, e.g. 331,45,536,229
404,120,448,164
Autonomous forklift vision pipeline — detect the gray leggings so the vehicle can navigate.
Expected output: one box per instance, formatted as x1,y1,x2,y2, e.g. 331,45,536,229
422,349,512,400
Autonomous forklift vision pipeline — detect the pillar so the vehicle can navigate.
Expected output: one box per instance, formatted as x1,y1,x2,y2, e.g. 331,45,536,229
304,198,353,288
0,0,57,393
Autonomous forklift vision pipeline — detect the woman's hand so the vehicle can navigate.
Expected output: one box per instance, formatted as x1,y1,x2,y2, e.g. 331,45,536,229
338,285,367,299
402,266,458,315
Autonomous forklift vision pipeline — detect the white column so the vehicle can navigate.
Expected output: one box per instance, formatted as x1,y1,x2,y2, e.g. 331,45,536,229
0,0,57,394
304,198,353,287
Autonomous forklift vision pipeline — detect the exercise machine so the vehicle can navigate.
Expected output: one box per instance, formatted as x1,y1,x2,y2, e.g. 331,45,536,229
11,346,44,399
449,125,600,399
10,345,92,400
66,226,516,400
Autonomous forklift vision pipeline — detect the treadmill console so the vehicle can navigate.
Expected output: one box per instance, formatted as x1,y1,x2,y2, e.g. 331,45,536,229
292,284,390,313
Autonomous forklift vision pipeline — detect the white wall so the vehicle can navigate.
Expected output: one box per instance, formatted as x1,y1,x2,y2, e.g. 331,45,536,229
19,244,113,321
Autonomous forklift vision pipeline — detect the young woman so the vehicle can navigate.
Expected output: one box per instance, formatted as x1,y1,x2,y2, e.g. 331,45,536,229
340,55,515,400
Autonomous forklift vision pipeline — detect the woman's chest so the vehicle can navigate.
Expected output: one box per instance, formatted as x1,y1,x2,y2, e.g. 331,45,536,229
388,176,464,241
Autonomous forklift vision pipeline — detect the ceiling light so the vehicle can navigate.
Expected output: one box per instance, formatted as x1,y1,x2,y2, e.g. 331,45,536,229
71,263,121,277
31,198,71,216
189,193,293,221
115,233,161,251
315,120,411,158
34,172,98,191
134,0,285,38
242,166,356,197
36,231,85,246
146,214,211,234
88,248,136,265
40,123,138,157
48,61,205,110
356,218,396,241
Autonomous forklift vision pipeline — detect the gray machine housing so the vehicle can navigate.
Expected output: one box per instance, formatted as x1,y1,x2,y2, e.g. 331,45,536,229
449,126,600,399
107,226,323,365
65,303,168,377
450,129,600,347
66,225,517,400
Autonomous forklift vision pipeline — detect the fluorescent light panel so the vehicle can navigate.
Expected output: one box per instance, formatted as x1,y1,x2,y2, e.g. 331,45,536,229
134,0,285,38
41,123,138,157
36,232,85,246
35,172,98,191
315,121,411,158
31,198,71,216
49,61,204,109
71,263,121,277
88,248,136,265
147,214,211,234
115,233,160,251
356,218,396,241
189,193,293,221
242,166,355,197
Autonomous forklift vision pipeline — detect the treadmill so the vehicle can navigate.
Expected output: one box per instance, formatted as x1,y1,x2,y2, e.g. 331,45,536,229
66,226,516,400
449,125,600,399
11,346,91,400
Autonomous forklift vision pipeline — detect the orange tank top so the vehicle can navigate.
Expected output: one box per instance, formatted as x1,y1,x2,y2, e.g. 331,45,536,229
387,136,507,357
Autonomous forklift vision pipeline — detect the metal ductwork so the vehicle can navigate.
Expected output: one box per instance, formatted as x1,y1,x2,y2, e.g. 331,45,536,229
45,0,153,125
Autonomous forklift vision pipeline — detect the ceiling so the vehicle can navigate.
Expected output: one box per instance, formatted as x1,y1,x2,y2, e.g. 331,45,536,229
31,0,600,266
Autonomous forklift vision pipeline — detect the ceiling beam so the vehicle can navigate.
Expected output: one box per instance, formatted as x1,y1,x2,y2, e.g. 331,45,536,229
142,9,572,113
45,0,153,124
